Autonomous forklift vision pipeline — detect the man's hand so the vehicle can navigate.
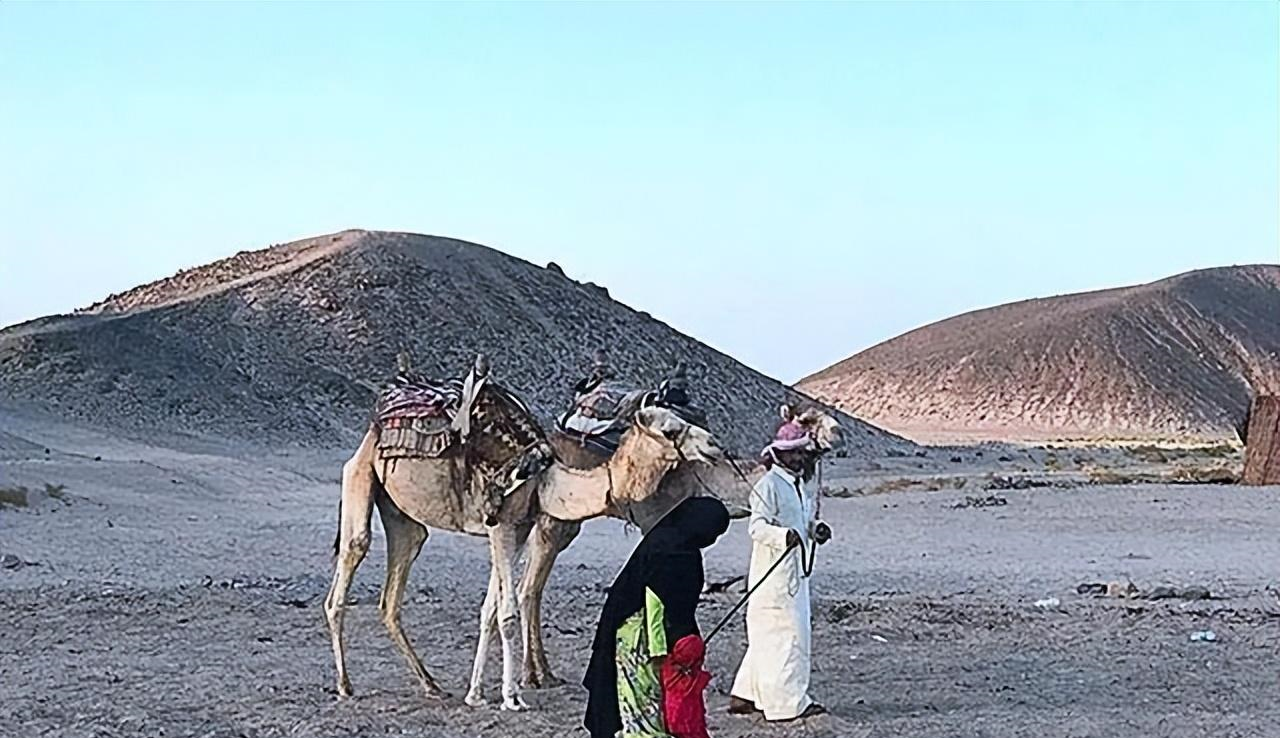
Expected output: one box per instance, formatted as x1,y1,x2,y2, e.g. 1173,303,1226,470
814,521,832,546
785,529,802,549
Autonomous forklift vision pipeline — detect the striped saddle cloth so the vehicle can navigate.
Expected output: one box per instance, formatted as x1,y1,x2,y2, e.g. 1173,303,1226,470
375,374,464,458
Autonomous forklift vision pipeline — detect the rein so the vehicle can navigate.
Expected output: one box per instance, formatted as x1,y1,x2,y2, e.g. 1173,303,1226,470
704,537,802,646
604,462,641,529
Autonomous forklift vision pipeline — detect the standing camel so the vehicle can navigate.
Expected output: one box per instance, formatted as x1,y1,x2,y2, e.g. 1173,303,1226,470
324,404,724,712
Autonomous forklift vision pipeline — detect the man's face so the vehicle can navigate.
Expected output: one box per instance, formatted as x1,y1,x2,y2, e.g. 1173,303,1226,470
775,449,819,479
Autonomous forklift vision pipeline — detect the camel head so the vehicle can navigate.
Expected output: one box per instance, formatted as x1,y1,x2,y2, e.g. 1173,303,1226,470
629,406,724,465
782,404,845,455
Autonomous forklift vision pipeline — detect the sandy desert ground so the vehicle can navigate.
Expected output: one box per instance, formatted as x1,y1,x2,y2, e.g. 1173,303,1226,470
3,405,1279,738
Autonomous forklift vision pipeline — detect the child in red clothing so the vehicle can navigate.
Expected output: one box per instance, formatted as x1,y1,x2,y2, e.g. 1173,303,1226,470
662,634,712,738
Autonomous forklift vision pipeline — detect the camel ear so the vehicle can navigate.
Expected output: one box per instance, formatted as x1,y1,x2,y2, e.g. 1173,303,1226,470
779,404,793,421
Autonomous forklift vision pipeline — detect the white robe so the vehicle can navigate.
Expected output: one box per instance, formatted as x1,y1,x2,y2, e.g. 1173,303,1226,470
730,464,823,721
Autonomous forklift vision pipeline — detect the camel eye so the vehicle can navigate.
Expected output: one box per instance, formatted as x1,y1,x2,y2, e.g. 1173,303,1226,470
662,425,682,441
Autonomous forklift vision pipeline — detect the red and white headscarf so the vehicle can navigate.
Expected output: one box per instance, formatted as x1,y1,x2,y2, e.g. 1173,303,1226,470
760,419,816,464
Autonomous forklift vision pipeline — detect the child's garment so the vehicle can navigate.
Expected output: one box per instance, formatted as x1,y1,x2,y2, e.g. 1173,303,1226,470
661,634,712,738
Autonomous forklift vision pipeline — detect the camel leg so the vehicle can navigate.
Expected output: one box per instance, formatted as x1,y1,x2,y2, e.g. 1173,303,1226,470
323,435,377,698
520,515,581,688
464,562,501,707
466,522,532,706
490,525,528,711
376,495,448,700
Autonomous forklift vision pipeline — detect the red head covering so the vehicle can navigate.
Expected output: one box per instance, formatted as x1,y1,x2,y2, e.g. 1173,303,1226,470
662,634,712,738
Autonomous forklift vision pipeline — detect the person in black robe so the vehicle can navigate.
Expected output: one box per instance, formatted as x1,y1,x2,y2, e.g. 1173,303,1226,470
583,497,731,738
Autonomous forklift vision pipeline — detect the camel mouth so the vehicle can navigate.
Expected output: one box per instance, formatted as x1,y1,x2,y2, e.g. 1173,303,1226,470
676,435,723,464
818,427,846,453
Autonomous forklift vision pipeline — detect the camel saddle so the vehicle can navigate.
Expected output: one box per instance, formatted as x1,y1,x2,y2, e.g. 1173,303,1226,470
374,367,552,523
553,379,709,469
375,376,463,458
555,382,647,463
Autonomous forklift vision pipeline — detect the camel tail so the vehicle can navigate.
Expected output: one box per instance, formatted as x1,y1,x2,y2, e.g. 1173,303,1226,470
332,498,342,558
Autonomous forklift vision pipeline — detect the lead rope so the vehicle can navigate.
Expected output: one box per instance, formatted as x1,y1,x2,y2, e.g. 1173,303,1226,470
704,537,800,646
792,474,819,579
605,462,640,529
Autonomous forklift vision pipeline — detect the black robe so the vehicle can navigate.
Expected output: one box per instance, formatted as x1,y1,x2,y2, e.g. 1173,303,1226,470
583,497,730,738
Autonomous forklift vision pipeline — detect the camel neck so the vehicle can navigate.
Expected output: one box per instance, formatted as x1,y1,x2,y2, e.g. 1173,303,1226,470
606,446,675,520
536,431,674,523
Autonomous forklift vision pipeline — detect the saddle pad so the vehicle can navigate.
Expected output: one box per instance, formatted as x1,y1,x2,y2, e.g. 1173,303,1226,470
376,375,463,425
548,430,616,470
573,384,646,421
377,416,456,459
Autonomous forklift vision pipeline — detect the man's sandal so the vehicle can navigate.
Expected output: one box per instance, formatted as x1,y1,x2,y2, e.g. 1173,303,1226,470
775,703,828,722
727,697,762,715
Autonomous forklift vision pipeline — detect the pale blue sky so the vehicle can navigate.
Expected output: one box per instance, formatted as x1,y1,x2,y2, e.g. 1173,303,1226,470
2,2,1276,381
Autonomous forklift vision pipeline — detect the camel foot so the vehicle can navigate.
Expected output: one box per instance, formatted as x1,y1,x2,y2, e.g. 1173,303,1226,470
501,695,530,712
336,679,354,699
464,689,487,708
421,685,451,701
523,670,564,689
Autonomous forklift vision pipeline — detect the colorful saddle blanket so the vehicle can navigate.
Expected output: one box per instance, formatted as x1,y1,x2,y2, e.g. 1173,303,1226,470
375,375,465,459
560,383,649,435
377,379,462,423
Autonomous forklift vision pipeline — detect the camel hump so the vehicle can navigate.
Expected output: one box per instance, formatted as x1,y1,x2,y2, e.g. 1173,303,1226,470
547,430,614,470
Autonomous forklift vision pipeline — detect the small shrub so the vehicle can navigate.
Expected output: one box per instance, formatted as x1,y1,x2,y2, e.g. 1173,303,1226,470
1169,466,1239,484
0,487,29,508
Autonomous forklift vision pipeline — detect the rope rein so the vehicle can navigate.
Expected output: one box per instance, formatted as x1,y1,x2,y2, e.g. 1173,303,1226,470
604,462,641,529
704,537,799,645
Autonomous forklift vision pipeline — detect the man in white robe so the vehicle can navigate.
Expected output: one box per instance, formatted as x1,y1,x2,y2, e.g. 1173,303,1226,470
729,419,832,722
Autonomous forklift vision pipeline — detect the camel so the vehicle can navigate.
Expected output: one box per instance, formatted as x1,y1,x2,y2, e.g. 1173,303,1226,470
323,403,724,712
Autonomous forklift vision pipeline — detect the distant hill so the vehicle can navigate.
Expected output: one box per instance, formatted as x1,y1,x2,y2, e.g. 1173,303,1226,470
0,230,908,456
799,266,1280,443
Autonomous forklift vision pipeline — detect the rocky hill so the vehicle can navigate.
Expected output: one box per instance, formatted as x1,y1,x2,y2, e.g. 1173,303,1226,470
799,265,1280,443
0,230,908,456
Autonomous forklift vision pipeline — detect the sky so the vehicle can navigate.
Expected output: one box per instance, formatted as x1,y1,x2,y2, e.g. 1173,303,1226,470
1,2,1276,382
